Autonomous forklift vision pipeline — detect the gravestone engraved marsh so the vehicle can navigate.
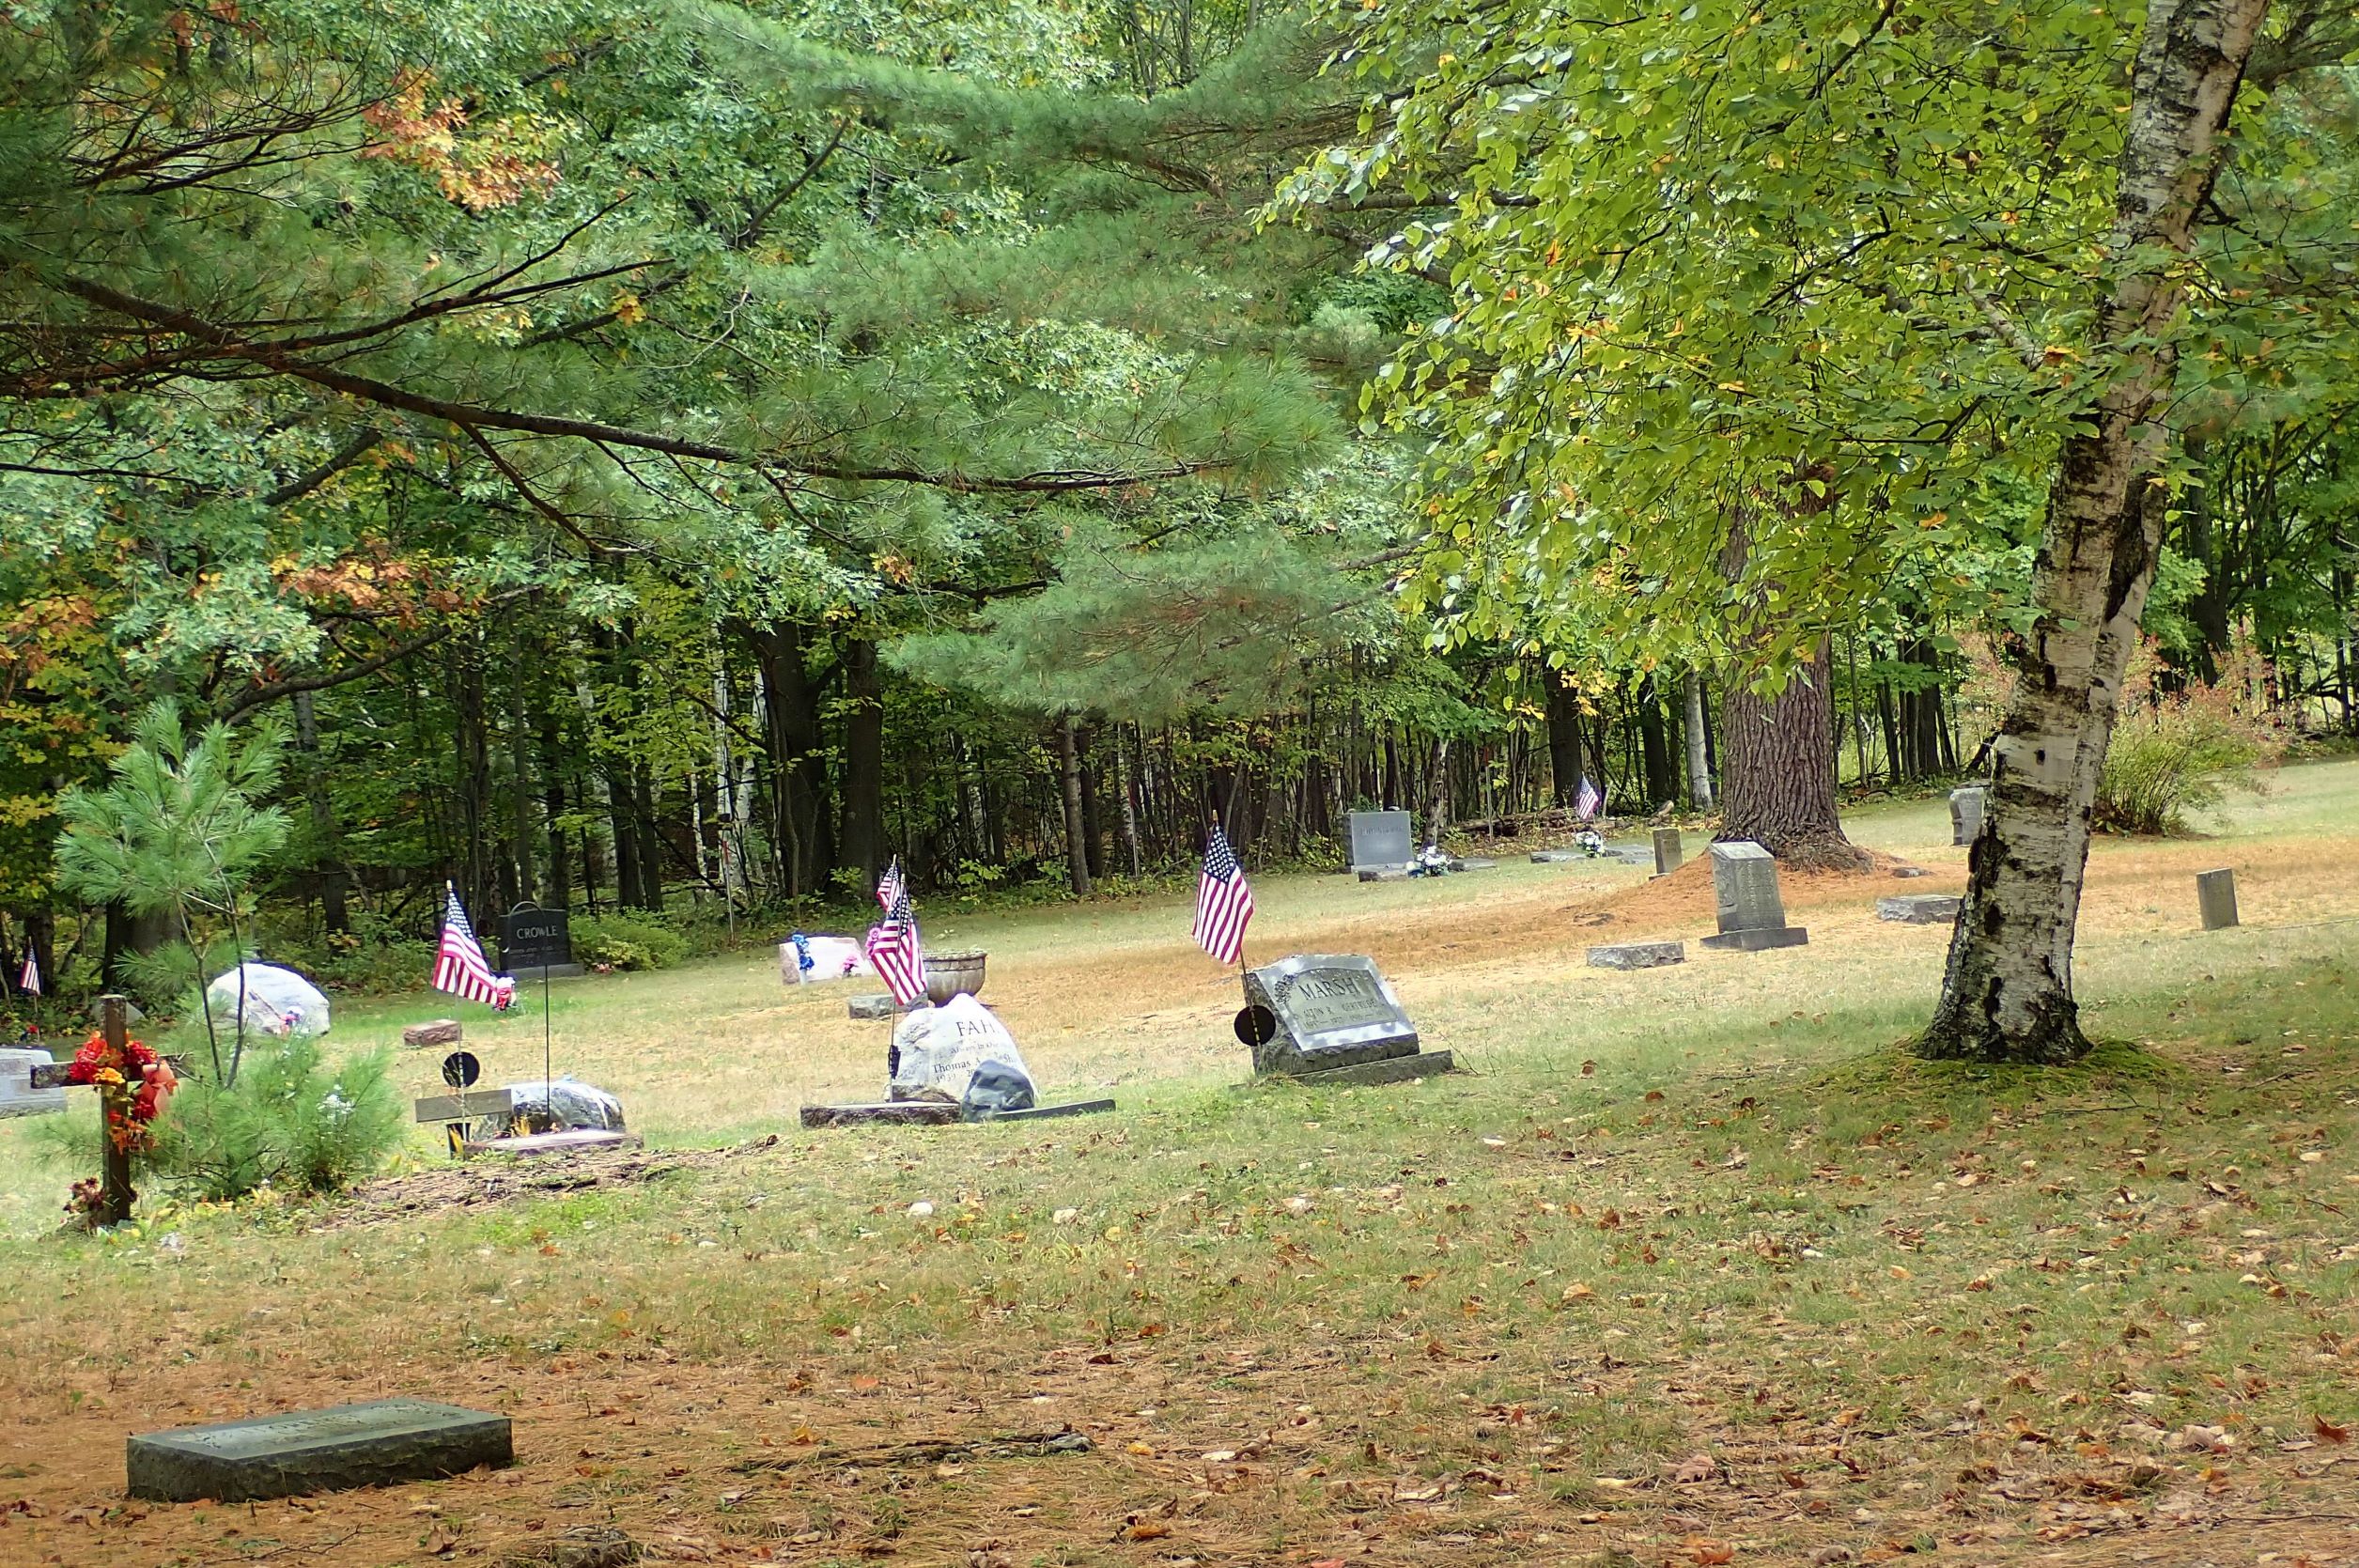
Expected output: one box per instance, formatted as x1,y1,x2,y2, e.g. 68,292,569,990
1239,955,1451,1086
1347,810,1414,873
126,1398,512,1502
1653,827,1684,877
1699,842,1809,952
1949,786,1987,847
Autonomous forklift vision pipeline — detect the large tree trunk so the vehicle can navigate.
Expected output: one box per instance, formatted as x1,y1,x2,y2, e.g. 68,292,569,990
292,690,349,934
734,619,834,897
1922,0,2267,1064
1636,676,1675,806
1545,675,1588,806
1719,641,1866,868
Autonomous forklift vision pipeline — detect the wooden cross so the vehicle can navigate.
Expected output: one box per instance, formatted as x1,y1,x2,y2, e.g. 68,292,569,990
30,995,165,1228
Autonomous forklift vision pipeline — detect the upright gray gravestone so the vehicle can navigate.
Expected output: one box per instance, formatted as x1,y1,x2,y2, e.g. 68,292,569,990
1239,954,1451,1086
1699,842,1809,951
127,1399,512,1502
2196,868,2240,930
1652,827,1684,876
1347,810,1415,874
0,1048,67,1118
1949,786,1987,847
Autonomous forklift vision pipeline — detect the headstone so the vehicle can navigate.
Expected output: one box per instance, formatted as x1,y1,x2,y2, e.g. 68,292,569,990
1587,940,1685,970
1529,849,1583,863
2196,868,2239,930
499,902,582,983
1238,955,1451,1085
126,1398,512,1502
0,1048,67,1118
401,1019,463,1049
1652,827,1684,876
1890,866,1929,879
848,993,899,1020
1446,857,1497,872
1877,893,1962,924
1347,810,1414,873
1949,786,1987,847
1698,842,1809,952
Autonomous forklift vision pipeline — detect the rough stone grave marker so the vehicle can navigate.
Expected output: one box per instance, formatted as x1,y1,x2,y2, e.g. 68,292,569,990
127,1398,512,1502
1699,842,1809,951
1949,786,1986,846
1347,810,1414,873
2196,868,2240,930
1877,893,1962,924
1587,940,1685,970
401,1018,463,1049
1653,827,1684,876
1237,954,1452,1086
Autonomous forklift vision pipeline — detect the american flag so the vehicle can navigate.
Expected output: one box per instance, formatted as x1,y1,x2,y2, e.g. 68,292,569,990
865,886,925,1006
875,856,905,913
1192,825,1255,967
1575,775,1605,822
433,886,515,1009
15,950,37,997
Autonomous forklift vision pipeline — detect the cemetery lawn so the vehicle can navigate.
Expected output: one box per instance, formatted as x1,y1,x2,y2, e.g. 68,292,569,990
3,762,2357,1568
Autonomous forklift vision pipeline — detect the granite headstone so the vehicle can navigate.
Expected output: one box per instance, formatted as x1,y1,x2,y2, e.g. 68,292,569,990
1699,841,1809,951
1652,827,1684,876
1949,786,1986,847
1239,955,1451,1085
1346,810,1414,873
0,1048,66,1118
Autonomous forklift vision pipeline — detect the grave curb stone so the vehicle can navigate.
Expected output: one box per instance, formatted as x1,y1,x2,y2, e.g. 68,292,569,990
1877,893,1962,924
800,1101,958,1128
126,1398,512,1503
1357,868,1410,883
1698,925,1811,952
400,1019,463,1049
1587,940,1686,970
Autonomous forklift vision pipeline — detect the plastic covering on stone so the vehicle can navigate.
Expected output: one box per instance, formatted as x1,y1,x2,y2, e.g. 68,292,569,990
888,994,1036,1117
205,964,332,1039
469,1078,628,1140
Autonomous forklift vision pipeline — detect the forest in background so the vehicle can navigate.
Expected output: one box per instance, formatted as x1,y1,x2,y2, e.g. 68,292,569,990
2,0,2354,1032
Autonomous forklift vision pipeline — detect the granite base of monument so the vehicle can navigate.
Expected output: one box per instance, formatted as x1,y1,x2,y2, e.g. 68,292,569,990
1279,1050,1455,1088
1699,925,1810,952
1877,893,1961,924
126,1399,512,1502
1588,940,1686,970
508,963,586,984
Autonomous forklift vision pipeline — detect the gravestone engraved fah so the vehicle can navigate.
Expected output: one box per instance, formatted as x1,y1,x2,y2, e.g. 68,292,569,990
1346,810,1415,873
1699,841,1809,951
1240,955,1420,1076
127,1398,513,1502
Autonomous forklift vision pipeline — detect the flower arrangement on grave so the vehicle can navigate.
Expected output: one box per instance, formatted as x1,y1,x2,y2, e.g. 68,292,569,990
64,1030,176,1154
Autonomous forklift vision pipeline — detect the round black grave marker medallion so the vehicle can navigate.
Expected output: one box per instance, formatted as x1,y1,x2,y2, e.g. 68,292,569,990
1233,1004,1277,1048
441,1050,481,1090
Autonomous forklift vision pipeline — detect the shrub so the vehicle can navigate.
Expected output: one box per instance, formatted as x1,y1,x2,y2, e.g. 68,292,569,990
2093,651,2282,835
147,1036,406,1200
573,910,688,971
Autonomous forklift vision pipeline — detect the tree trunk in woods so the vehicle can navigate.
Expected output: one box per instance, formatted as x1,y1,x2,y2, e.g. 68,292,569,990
293,690,349,933
1115,730,1144,876
539,712,571,909
1637,676,1675,806
838,639,886,893
507,643,536,910
1681,670,1715,810
1545,677,1588,807
1056,713,1093,896
733,619,833,897
1078,727,1108,881
1922,0,2267,1064
1420,736,1451,847
1719,641,1867,868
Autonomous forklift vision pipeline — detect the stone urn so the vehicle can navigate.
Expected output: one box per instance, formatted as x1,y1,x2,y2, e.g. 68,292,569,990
922,950,986,1006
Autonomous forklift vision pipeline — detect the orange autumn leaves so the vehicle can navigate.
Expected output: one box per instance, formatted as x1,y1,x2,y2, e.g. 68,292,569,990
362,70,562,211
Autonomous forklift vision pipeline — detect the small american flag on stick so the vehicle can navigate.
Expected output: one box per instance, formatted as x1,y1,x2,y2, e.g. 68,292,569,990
1575,775,1605,822
865,886,926,1006
433,885,515,1010
15,950,38,997
1192,825,1255,967
875,856,905,913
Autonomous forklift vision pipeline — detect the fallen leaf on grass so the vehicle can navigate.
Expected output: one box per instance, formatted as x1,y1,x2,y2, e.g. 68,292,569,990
1688,1539,1734,1564
1672,1453,1716,1484
1124,1521,1172,1542
2316,1415,2351,1445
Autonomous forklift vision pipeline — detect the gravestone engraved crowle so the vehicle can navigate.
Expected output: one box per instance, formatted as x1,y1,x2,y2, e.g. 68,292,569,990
499,903,581,982
127,1398,512,1502
1949,786,1987,847
1346,810,1414,873
1239,955,1451,1086
1699,842,1809,951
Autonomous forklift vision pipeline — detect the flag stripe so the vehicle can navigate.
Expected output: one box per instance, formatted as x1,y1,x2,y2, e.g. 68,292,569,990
865,885,926,1005
433,889,514,1009
1193,826,1255,967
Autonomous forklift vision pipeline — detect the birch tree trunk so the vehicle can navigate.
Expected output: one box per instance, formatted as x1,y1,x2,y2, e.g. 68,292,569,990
1921,0,2269,1063
1057,713,1094,897
1681,670,1715,810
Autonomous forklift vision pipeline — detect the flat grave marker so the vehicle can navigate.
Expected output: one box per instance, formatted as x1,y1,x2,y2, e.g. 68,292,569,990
126,1398,512,1503
1878,893,1962,924
1588,940,1685,970
0,1048,66,1119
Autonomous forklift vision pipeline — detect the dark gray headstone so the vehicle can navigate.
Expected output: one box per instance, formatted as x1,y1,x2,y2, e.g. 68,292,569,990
1347,810,1414,872
1241,955,1418,1077
1652,827,1684,876
1877,893,1962,924
1587,940,1686,970
1949,786,1986,846
127,1399,511,1502
1699,841,1809,952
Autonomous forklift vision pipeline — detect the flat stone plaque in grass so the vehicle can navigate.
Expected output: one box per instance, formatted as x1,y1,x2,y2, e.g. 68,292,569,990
127,1398,512,1502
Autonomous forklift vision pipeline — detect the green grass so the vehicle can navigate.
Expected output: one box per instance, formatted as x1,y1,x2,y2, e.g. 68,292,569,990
2,762,2355,1566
